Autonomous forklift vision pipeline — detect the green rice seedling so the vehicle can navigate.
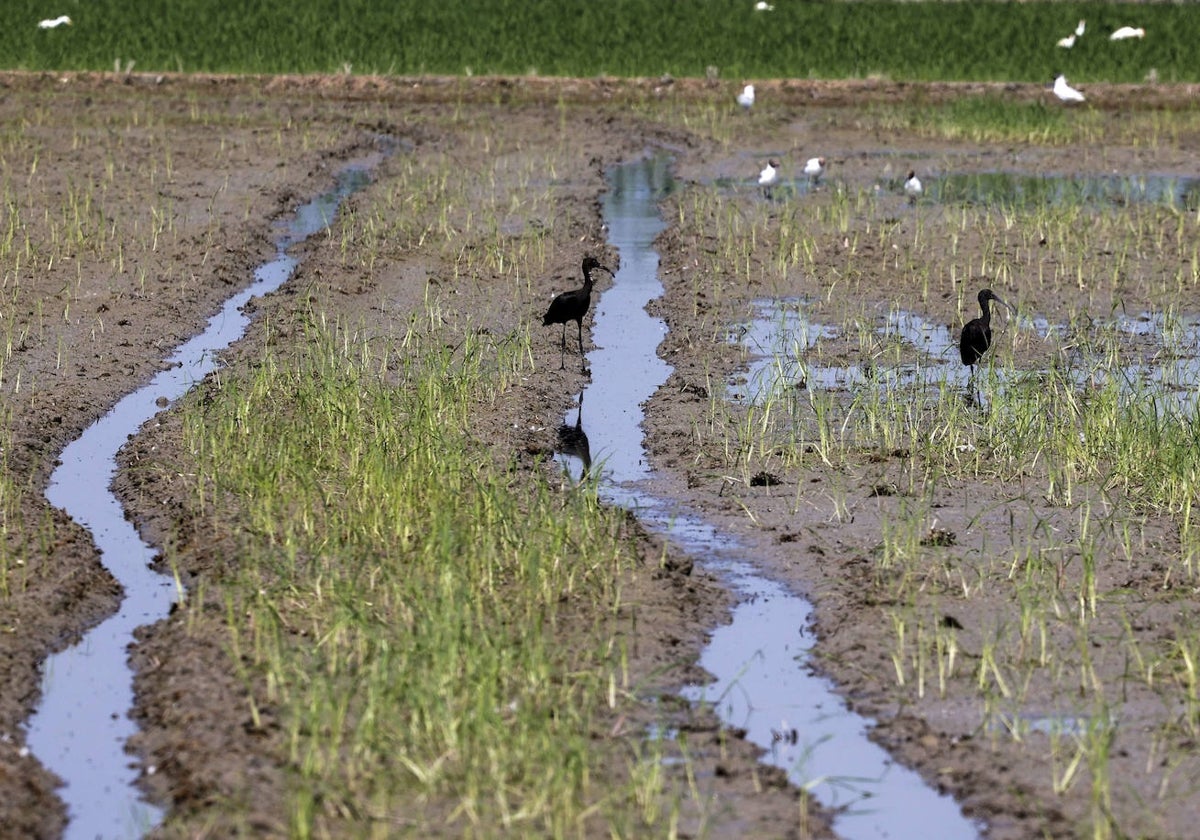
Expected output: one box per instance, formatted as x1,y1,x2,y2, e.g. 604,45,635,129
0,411,23,600
1080,703,1118,840
863,96,1101,146
175,313,681,836
1165,628,1200,737
977,634,1013,700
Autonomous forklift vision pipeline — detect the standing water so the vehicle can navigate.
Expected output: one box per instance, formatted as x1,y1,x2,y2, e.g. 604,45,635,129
24,156,381,839
560,154,979,839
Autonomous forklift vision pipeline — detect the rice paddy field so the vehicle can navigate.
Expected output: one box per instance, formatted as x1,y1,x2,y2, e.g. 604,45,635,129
1,2,1200,839
0,1,1196,82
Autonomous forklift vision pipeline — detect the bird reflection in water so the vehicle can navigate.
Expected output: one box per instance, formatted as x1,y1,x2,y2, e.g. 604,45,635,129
556,395,592,481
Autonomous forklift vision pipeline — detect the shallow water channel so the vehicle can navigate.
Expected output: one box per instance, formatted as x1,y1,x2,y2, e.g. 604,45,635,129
558,154,978,838
24,156,382,839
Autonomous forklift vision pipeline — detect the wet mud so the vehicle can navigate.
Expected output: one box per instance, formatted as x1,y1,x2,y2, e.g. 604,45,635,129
2,71,1200,838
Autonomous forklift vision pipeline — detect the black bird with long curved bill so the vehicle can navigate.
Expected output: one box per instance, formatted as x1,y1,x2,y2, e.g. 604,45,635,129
959,288,1016,376
543,256,614,370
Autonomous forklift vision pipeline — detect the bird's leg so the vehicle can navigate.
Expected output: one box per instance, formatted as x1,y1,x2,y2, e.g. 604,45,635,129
577,320,586,371
560,323,567,351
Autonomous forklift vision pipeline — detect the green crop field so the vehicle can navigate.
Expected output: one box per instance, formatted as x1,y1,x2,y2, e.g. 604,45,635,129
2,1,1192,82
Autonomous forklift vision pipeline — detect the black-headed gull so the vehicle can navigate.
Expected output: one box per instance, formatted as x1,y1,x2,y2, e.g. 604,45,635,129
758,160,779,198
803,156,826,185
904,170,922,204
1052,74,1085,103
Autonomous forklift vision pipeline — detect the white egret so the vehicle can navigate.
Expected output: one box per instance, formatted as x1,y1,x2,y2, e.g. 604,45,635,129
736,84,755,110
1110,26,1145,41
758,160,779,198
803,156,826,185
1057,20,1086,49
754,1,775,10
904,170,922,204
37,15,71,29
1052,74,1085,103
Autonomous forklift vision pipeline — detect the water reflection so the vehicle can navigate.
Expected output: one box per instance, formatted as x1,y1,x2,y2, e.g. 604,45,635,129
555,394,591,481
732,298,1200,417
928,171,1200,210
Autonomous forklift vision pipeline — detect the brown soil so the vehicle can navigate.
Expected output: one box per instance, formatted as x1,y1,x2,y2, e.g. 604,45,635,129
1,71,1199,839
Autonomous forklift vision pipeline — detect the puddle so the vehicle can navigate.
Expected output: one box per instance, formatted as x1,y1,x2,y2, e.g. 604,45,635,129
717,163,1200,211
732,299,1200,419
24,154,383,839
728,301,973,404
925,171,1200,210
994,713,1093,739
575,154,978,838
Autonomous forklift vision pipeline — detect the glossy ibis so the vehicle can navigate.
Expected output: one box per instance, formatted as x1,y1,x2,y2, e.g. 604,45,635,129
960,288,1015,374
543,256,613,370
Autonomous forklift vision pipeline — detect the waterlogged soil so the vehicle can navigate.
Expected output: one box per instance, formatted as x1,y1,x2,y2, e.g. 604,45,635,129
2,71,1200,838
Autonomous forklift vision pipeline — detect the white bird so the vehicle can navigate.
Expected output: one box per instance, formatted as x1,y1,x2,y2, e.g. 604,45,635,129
736,84,755,110
1052,73,1085,103
758,159,779,198
1058,19,1086,48
904,170,922,204
754,1,775,10
37,15,71,29
1110,26,1145,41
803,156,826,185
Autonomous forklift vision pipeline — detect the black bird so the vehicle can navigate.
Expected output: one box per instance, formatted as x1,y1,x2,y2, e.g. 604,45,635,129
959,288,1015,372
543,256,613,370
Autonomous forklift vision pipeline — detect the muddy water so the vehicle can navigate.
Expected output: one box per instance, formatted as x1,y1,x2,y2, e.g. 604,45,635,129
561,154,979,839
24,158,380,839
733,299,1200,419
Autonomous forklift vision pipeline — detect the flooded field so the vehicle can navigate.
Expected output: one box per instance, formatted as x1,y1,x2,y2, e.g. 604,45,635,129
3,73,1200,838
